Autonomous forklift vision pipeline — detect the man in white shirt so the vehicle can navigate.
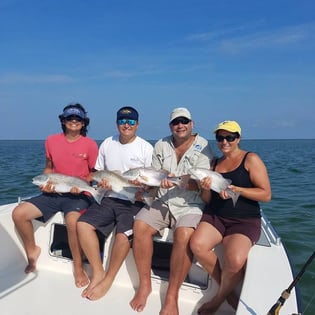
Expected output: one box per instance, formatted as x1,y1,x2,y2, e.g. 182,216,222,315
77,106,153,300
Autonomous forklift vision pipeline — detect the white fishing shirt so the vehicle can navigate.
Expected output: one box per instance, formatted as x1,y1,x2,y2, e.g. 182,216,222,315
152,133,214,220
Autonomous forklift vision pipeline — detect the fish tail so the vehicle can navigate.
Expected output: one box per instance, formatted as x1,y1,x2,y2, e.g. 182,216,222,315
90,187,106,204
142,187,158,206
226,188,240,207
143,195,154,206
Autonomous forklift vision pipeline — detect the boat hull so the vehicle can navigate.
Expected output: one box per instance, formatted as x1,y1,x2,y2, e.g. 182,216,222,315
0,201,301,315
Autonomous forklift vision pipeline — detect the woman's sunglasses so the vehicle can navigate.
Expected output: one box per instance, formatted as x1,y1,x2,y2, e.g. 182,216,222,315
216,134,239,142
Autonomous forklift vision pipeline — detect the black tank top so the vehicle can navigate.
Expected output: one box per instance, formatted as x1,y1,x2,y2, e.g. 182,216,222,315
204,152,261,218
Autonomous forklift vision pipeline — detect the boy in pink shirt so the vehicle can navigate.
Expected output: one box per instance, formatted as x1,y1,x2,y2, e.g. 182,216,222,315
12,103,98,288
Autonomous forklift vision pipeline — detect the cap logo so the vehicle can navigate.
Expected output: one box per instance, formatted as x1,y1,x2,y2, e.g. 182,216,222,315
194,144,202,152
117,107,139,121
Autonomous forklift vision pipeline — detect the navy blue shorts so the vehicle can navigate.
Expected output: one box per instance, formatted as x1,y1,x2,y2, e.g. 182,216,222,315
29,193,93,222
200,213,261,244
78,197,145,240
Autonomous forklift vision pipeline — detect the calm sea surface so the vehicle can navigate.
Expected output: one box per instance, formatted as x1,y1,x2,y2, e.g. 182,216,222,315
0,139,314,314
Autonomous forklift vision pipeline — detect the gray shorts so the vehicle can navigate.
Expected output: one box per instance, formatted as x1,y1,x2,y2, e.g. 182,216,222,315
135,199,202,235
78,197,145,240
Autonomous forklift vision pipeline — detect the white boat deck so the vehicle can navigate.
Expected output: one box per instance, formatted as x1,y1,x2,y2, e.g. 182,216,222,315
0,202,301,315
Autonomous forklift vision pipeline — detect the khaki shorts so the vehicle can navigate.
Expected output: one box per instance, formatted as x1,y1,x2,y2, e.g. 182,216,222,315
135,199,202,236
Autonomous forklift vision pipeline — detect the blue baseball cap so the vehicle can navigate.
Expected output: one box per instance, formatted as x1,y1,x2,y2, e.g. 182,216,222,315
116,106,139,121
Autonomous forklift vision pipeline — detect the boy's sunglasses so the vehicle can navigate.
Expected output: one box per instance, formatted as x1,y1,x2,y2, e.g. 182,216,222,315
117,119,137,126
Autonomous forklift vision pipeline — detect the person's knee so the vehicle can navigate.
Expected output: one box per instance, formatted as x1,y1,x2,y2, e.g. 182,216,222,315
225,252,247,273
116,232,130,243
12,206,21,223
133,220,155,239
12,203,31,223
65,212,81,230
190,235,203,256
174,227,193,245
76,221,93,234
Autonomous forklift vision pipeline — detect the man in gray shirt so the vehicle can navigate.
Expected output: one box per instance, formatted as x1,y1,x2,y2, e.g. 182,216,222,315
130,107,214,315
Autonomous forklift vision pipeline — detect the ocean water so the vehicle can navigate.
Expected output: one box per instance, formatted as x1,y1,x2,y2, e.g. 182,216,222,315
0,139,314,314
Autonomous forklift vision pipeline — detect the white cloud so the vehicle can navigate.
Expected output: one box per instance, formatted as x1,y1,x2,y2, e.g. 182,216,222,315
0,73,74,84
186,22,315,54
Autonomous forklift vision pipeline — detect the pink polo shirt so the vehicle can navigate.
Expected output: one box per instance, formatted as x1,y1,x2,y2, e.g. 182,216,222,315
45,133,98,180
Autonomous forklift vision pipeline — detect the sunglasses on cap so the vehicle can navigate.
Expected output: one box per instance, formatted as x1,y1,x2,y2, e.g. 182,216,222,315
117,119,137,126
216,134,239,142
170,117,191,126
65,115,84,122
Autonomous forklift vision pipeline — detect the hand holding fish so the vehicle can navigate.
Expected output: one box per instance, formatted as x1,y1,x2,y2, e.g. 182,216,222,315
199,176,212,191
39,180,56,193
199,176,232,197
97,178,113,190
69,186,81,194
160,173,176,189
219,189,231,200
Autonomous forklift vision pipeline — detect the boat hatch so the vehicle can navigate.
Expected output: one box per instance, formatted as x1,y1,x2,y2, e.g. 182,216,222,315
151,232,209,290
49,223,106,262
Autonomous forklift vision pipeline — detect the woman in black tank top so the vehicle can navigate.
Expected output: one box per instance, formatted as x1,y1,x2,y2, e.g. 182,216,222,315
190,120,271,314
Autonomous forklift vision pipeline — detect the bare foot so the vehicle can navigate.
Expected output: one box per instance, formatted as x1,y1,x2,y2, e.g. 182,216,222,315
84,275,114,300
130,284,152,312
25,246,41,273
81,271,106,297
198,296,223,315
160,296,179,315
226,291,239,310
74,268,90,288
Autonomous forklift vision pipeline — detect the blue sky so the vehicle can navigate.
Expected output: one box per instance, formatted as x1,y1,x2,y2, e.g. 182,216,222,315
1,0,314,140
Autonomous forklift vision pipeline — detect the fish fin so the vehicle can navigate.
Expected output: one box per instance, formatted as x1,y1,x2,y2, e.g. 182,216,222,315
139,175,149,183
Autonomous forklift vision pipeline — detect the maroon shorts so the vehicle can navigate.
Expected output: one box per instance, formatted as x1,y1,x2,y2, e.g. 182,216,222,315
200,213,261,244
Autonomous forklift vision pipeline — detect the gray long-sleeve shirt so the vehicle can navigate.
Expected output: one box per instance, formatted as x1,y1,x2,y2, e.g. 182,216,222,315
152,133,214,219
